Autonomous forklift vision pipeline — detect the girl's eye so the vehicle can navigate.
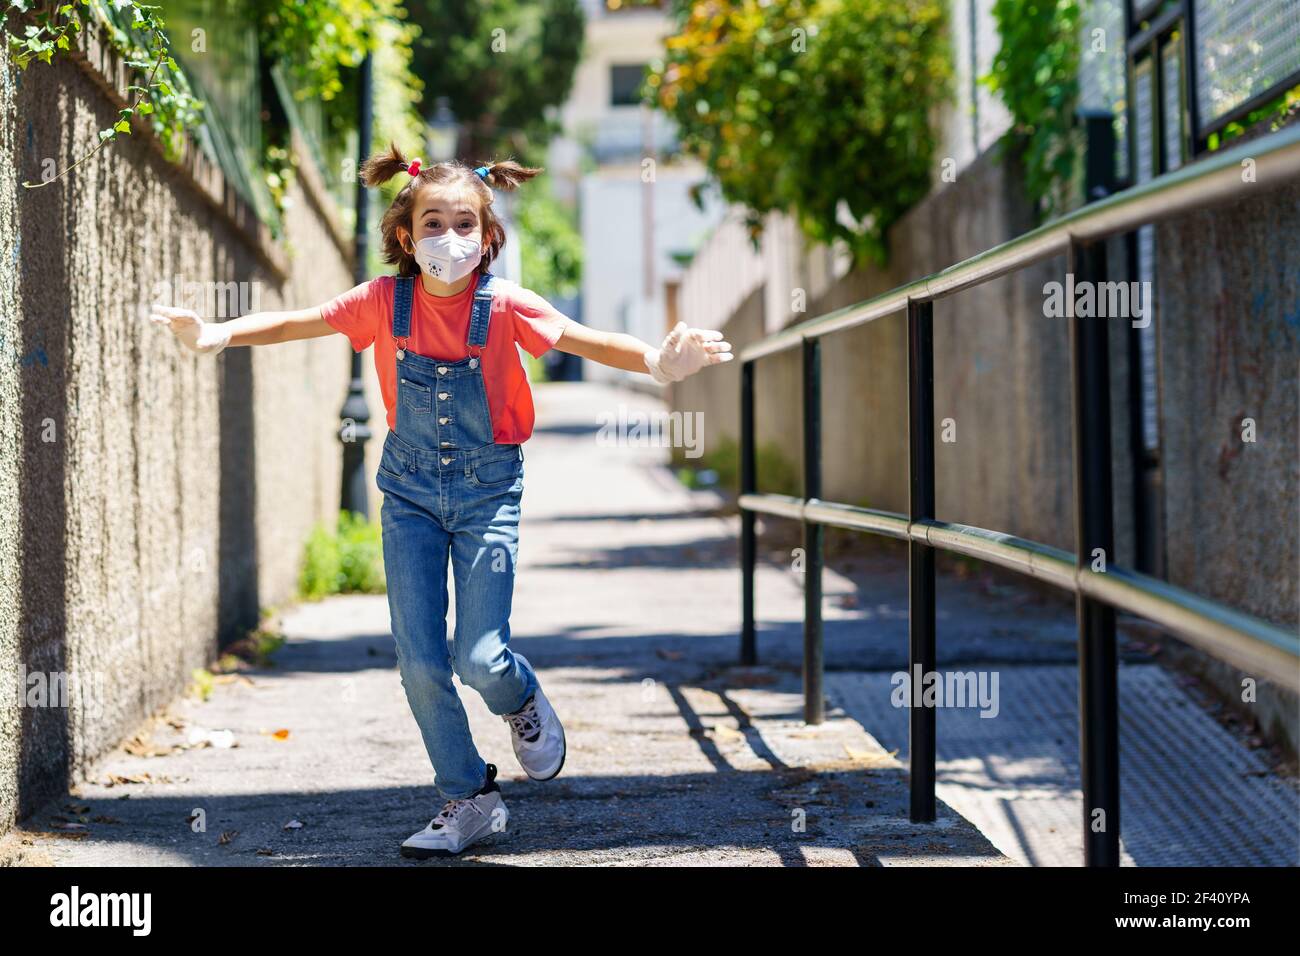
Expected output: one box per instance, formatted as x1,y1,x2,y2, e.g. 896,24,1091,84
458,221,473,230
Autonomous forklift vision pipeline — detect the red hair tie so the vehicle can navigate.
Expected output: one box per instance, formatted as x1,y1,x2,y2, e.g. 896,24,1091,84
405,158,422,177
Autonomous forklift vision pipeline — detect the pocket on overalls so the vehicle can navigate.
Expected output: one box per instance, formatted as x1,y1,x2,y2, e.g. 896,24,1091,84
469,447,524,488
378,435,410,482
399,377,432,414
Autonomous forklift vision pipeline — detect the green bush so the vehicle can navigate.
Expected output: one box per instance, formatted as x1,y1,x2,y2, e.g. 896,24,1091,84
983,0,1082,213
648,0,951,264
299,511,386,599
675,434,801,499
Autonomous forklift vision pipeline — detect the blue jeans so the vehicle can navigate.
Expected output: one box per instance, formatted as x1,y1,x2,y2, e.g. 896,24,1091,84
377,285,539,800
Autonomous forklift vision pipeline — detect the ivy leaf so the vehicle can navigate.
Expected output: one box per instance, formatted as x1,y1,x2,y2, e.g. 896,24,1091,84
114,119,130,133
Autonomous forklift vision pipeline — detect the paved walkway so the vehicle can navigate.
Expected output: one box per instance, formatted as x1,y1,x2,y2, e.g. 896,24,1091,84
12,381,1292,867
8,382,1008,867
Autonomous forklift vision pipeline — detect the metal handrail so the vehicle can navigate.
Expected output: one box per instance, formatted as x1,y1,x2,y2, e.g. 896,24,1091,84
741,122,1300,361
740,494,1300,688
737,119,1300,867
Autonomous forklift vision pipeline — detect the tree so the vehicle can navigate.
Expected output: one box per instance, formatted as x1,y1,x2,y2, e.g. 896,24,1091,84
404,0,585,160
648,0,950,263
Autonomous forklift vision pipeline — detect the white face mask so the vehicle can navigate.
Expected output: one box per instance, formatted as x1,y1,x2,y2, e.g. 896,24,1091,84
412,232,484,283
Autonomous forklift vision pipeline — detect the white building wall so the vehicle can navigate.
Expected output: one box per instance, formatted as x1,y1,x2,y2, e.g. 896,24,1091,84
580,162,723,383
552,0,728,384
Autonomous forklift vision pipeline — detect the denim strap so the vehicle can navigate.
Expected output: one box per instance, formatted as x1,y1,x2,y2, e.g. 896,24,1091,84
392,275,415,341
467,272,495,350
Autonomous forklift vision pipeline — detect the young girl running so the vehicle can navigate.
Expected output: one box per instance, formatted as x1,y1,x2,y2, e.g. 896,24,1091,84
149,145,733,858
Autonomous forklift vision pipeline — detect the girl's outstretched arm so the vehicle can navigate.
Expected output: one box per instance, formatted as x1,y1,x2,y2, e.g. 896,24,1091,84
553,320,733,383
148,303,336,354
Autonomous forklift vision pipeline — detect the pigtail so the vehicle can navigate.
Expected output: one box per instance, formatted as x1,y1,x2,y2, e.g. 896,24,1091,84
478,159,543,191
360,141,414,188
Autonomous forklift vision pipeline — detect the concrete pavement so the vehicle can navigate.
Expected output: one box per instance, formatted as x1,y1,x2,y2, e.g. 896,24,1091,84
6,381,1010,867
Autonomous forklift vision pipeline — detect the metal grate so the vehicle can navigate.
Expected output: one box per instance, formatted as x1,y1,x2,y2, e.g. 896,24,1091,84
155,0,278,229
1193,0,1300,128
1133,58,1161,454
1162,38,1185,171
827,666,1300,866
1080,0,1131,179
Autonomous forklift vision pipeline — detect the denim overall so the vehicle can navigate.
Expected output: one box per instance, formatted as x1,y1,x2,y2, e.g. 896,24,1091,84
377,271,539,800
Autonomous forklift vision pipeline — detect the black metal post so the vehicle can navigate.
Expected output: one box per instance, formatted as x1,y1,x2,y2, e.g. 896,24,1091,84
740,359,757,666
339,53,374,518
1079,110,1118,201
802,338,824,725
1069,238,1121,867
907,299,937,823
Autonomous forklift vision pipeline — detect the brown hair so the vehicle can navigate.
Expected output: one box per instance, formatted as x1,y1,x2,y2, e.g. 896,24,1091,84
359,142,542,278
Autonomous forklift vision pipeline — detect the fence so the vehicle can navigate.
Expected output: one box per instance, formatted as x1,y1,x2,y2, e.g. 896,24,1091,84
737,118,1300,867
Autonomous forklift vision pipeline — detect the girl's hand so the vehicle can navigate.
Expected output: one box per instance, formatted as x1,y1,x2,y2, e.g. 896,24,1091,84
644,321,734,384
148,303,232,355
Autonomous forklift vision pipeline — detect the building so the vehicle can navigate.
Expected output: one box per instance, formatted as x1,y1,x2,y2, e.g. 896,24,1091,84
547,0,728,385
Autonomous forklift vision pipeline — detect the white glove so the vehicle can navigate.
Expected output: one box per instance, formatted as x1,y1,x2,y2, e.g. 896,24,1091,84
147,303,232,355
644,321,734,384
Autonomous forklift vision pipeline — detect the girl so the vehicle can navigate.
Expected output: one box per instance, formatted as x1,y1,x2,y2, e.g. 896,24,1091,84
149,145,733,858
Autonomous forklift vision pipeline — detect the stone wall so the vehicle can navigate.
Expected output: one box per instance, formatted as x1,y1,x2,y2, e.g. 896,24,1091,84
0,37,382,835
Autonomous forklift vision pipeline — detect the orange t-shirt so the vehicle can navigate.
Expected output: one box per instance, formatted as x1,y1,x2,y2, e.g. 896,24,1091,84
320,274,571,443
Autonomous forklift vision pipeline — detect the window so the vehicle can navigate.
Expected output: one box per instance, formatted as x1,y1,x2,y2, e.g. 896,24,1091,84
610,64,648,107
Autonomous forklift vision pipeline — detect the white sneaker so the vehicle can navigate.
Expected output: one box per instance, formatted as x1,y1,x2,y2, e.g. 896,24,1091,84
400,764,508,858
502,654,566,781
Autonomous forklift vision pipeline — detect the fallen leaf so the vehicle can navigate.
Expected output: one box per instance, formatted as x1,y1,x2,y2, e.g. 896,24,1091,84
844,746,899,768
124,733,176,758
709,725,747,743
218,830,238,845
271,729,290,741
283,820,303,830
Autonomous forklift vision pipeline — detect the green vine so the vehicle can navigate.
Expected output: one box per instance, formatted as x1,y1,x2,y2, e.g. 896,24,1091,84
4,0,203,187
983,0,1082,214
5,0,423,233
1207,84,1300,151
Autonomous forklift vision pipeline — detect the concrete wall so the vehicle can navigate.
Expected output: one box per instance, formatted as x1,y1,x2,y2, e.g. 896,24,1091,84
1156,183,1300,629
0,38,380,835
676,144,1134,558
